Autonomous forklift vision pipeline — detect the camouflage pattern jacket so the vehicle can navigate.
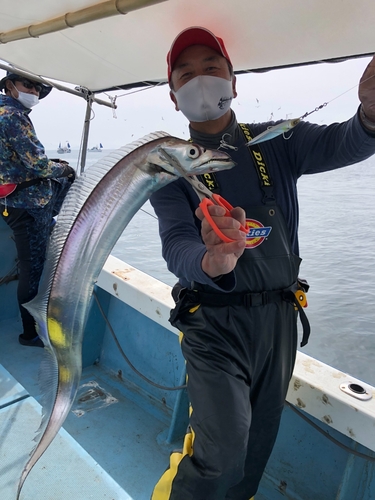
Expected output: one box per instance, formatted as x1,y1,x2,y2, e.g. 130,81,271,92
0,94,67,209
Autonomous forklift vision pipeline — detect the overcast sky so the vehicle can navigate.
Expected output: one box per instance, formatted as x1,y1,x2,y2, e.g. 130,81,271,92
0,56,372,151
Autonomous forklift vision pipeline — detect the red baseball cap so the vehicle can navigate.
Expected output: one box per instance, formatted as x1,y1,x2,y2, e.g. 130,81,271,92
167,26,232,82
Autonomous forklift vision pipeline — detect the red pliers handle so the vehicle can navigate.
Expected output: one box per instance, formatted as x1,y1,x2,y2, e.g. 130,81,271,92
199,194,248,243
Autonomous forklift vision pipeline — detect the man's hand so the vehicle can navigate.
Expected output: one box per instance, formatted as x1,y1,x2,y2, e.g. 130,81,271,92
359,54,375,122
196,204,247,279
59,164,76,182
50,158,70,165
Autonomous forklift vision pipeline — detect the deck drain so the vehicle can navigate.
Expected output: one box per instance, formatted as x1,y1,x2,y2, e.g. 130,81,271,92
72,381,118,417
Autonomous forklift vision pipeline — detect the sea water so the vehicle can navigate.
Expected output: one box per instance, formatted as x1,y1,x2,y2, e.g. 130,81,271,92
48,150,375,386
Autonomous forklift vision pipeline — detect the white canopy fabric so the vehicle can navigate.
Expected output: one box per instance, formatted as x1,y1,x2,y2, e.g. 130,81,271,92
0,0,374,93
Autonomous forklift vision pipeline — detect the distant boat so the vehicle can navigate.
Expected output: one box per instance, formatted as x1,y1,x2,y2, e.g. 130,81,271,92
88,143,103,152
57,141,71,154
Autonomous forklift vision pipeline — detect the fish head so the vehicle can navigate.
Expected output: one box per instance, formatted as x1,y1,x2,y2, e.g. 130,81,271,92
148,137,235,179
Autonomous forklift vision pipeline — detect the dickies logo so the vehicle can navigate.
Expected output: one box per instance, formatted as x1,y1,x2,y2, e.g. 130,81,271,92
245,219,272,248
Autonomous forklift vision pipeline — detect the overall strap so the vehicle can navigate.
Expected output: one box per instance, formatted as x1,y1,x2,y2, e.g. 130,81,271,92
195,124,276,204
196,171,220,193
239,123,275,205
188,137,221,194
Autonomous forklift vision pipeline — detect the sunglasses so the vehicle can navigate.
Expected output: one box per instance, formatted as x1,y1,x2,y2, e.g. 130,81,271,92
15,78,43,93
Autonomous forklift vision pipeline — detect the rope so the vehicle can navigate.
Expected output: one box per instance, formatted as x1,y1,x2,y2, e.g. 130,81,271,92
0,261,18,286
285,400,375,462
92,290,186,391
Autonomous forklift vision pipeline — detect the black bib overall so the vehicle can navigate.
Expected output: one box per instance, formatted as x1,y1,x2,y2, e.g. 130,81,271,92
152,126,308,500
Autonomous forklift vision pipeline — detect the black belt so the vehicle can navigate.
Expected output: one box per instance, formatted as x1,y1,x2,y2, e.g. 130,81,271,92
170,284,311,347
189,288,285,307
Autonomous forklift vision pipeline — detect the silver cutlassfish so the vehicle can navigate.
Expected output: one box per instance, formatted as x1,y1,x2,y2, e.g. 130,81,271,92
18,131,235,498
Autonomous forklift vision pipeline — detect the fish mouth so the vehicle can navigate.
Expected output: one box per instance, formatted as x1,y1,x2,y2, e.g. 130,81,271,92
192,157,236,173
155,145,235,177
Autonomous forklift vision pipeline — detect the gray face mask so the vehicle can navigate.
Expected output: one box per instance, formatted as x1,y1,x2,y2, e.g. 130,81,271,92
16,91,39,108
172,75,233,122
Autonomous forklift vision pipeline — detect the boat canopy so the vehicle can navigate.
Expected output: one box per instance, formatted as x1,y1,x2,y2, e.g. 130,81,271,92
0,0,374,93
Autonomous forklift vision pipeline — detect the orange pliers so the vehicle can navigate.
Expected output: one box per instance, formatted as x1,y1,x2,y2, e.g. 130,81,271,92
158,147,247,243
184,175,248,243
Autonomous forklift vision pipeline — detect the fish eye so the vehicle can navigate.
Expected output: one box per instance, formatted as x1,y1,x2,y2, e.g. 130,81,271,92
188,146,200,159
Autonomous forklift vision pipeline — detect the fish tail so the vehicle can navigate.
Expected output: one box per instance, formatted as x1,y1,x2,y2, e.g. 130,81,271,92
16,348,81,498
16,347,58,498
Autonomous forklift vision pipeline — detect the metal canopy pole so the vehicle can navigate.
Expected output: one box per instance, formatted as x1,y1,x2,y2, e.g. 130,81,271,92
0,61,116,175
0,61,114,108
80,95,94,174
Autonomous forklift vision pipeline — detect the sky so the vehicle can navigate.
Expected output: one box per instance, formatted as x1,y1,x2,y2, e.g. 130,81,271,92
0,55,372,152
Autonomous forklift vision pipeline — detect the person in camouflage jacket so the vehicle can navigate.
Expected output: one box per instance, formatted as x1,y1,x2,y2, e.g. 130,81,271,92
0,72,75,347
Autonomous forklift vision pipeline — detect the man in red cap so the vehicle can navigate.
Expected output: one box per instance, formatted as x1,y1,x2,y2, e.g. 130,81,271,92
150,27,375,499
167,26,236,131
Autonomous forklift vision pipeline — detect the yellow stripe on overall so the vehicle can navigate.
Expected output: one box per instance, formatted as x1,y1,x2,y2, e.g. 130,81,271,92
152,329,195,499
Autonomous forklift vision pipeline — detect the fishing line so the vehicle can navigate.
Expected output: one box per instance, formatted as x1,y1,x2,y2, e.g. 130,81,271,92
245,73,375,146
300,73,375,120
93,290,187,391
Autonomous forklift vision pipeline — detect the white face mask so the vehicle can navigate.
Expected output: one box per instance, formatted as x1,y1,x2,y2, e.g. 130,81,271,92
16,91,39,108
172,75,234,122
